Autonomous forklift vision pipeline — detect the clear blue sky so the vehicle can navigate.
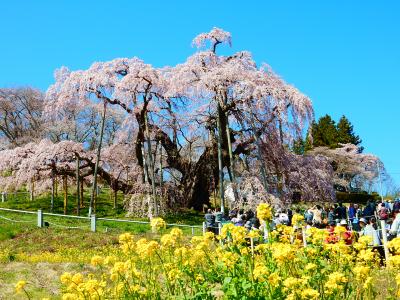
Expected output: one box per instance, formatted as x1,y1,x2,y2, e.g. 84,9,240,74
1,1,399,187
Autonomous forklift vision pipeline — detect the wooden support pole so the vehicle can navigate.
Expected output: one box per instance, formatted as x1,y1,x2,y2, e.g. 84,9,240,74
381,220,389,263
51,171,55,212
63,175,68,215
80,180,84,208
76,157,80,216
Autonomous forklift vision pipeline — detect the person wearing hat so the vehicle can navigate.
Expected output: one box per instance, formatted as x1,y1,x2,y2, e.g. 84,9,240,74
359,218,385,264
359,218,381,247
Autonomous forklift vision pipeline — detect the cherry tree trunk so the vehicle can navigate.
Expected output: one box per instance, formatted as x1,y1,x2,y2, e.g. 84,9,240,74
76,156,80,215
80,180,84,208
113,188,117,209
90,101,107,215
55,176,58,197
181,147,219,211
51,172,55,212
63,175,68,215
30,178,35,201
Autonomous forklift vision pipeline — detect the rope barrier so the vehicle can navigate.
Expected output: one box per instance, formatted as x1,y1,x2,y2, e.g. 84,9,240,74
0,207,36,214
46,221,89,230
0,214,35,223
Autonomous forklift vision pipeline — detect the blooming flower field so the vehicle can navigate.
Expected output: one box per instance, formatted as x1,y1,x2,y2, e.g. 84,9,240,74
10,205,400,299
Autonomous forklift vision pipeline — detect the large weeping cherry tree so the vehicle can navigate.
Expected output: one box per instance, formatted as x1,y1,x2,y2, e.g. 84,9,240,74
45,28,318,211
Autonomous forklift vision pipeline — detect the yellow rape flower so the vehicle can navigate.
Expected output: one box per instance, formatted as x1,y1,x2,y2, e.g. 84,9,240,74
357,249,376,262
174,246,188,258
112,262,126,274
247,229,261,239
110,273,118,282
170,227,183,238
305,263,317,272
231,226,247,243
292,213,305,227
15,280,26,294
363,276,373,289
167,268,183,282
268,272,281,287
240,247,249,256
71,273,83,284
62,294,78,300
271,243,296,264
104,255,116,266
161,228,184,248
301,288,319,300
83,279,105,295
60,272,72,284
203,231,215,241
195,274,204,282
388,255,400,268
388,237,400,254
353,265,370,281
91,255,104,267
324,272,347,294
256,203,272,222
334,226,346,234
283,277,307,291
396,273,400,285
221,251,239,268
220,223,235,240
150,217,166,232
118,232,133,244
253,263,269,282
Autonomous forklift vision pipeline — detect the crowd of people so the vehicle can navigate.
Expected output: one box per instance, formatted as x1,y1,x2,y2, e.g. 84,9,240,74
204,199,400,253
204,207,261,233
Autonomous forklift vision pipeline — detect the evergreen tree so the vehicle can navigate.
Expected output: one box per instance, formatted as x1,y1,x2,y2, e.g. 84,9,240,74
311,115,339,148
304,128,313,152
337,115,362,151
292,128,313,154
292,137,305,154
294,115,363,153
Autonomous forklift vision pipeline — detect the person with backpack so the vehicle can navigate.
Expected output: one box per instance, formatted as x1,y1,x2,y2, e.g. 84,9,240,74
304,208,313,224
393,199,400,213
363,201,374,221
205,209,216,233
336,203,347,221
327,206,335,224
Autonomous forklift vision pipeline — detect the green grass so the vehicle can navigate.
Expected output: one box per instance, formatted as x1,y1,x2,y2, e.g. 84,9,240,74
0,188,127,217
0,210,203,298
0,189,204,257
0,188,205,298
0,188,205,223
0,261,95,299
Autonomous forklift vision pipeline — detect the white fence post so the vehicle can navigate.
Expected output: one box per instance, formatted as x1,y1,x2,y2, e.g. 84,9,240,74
1,192,5,203
302,226,307,247
91,214,96,232
381,220,389,262
218,222,222,235
37,209,43,228
263,224,269,242
191,226,194,236
202,222,206,235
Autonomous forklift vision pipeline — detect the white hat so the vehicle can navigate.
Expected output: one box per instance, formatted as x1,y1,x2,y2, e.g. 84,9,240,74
359,218,367,224
340,219,347,225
